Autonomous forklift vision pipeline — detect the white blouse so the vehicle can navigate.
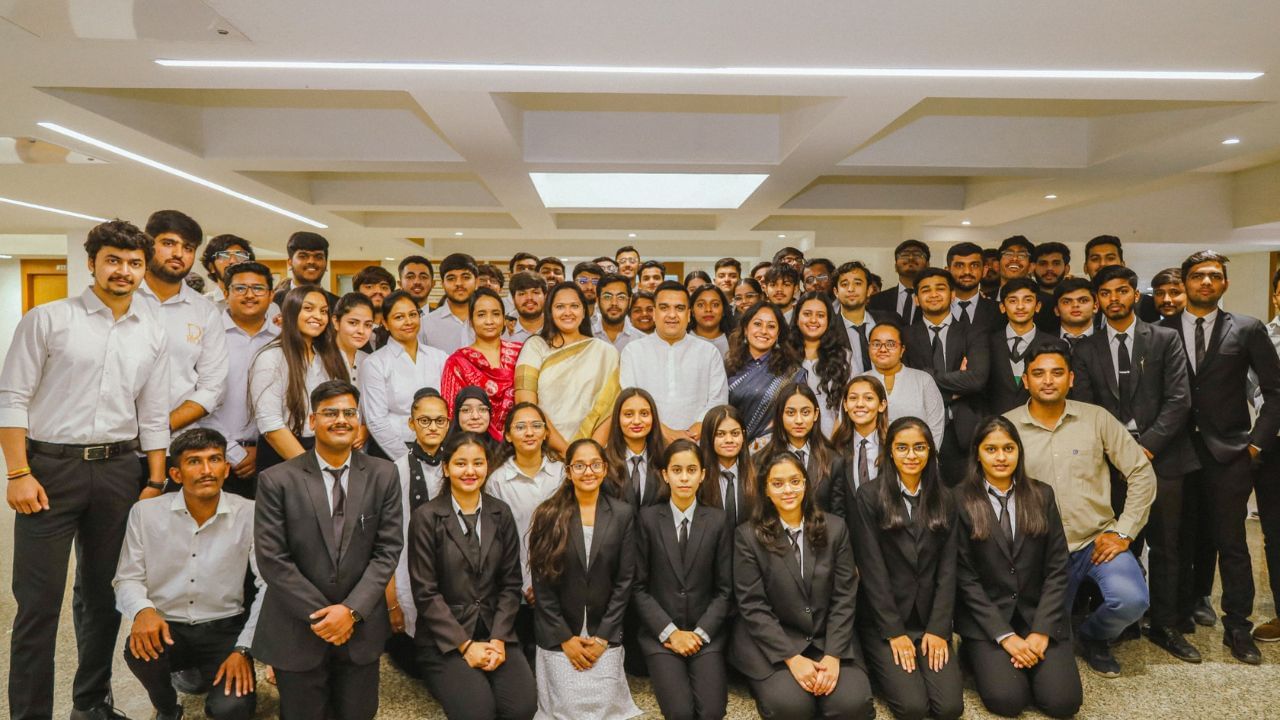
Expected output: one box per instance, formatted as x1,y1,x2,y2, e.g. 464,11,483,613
867,366,946,445
249,345,335,438
358,341,449,461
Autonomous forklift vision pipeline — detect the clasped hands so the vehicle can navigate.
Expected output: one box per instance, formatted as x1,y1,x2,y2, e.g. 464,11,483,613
785,653,841,696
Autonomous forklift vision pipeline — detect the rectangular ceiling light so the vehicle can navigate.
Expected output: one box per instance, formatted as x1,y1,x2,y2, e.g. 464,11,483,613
156,59,1263,81
0,196,107,222
530,172,768,209
37,122,328,229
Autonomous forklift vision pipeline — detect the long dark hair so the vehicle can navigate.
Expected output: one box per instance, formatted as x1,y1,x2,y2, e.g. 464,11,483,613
751,452,828,555
725,302,801,377
655,438,714,505
539,282,593,347
699,405,756,514
687,284,735,336
874,417,952,534
494,401,558,466
960,416,1049,540
787,291,850,412
603,388,666,499
756,383,833,490
528,438,605,583
830,375,889,449
253,285,349,436
440,431,492,496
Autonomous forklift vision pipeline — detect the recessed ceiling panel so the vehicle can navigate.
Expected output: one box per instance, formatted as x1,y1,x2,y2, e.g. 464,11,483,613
531,172,768,209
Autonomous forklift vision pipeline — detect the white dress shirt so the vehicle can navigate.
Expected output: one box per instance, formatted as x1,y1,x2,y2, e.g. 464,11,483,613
112,491,264,648
851,430,881,489
1181,308,1220,374
359,341,449,461
841,312,878,375
317,451,352,514
1105,317,1141,431
620,333,728,429
1061,325,1095,342
138,280,229,417
923,319,951,365
452,495,483,540
487,456,564,594
248,345,335,438
503,320,543,344
951,295,979,324
595,323,645,353
782,519,805,570
899,479,921,518
204,312,279,465
658,500,711,644
1005,324,1037,379
868,366,946,446
0,287,170,450
420,303,474,354
696,332,730,359
625,448,650,504
984,480,1017,539
718,461,740,512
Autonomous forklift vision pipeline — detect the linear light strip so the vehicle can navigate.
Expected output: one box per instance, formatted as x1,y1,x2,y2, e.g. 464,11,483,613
155,59,1263,81
37,122,328,229
0,195,108,222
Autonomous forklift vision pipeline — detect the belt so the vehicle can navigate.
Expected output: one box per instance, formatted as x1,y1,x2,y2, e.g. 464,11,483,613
28,438,140,461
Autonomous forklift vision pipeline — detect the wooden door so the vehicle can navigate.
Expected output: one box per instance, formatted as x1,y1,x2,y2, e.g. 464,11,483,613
21,259,68,313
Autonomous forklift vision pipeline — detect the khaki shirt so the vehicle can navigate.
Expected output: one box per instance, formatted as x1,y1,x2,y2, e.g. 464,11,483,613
1005,400,1156,552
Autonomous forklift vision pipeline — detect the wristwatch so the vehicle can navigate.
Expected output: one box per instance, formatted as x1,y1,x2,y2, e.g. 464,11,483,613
232,646,251,658
145,480,166,491
1112,531,1130,541
349,608,363,623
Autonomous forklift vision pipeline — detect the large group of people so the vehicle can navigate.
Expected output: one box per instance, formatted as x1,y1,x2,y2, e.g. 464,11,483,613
2,211,1279,720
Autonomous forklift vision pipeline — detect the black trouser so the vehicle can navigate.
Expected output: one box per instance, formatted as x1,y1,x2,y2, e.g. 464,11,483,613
417,639,537,720
514,604,537,668
647,648,728,720
1253,448,1280,613
748,651,873,720
122,614,255,719
1144,473,1187,629
860,626,963,720
9,450,140,719
1186,434,1255,632
274,644,380,720
960,635,1081,719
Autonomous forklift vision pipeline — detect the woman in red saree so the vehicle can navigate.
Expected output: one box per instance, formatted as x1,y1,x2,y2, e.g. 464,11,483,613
442,287,522,440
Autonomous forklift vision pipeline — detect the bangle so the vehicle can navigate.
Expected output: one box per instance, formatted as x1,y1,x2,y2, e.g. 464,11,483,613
388,605,400,612
460,640,473,654
7,466,32,480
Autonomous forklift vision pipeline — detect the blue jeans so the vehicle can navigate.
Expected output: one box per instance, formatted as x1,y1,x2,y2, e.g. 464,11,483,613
1065,541,1150,642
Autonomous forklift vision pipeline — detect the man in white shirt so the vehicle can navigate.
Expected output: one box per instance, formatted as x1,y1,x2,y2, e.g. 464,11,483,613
204,262,280,497
595,274,645,352
1,220,171,720
420,253,477,353
199,234,254,310
115,428,263,720
503,271,546,343
620,281,728,441
138,210,229,437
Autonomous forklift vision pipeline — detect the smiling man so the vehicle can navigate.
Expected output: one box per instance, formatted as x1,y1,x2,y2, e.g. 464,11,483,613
273,231,338,310
620,281,728,442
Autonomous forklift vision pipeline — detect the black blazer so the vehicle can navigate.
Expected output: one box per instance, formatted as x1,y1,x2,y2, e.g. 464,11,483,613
955,294,1002,334
531,493,636,648
1034,290,1059,335
868,284,923,324
730,516,862,679
407,493,524,654
1070,320,1198,477
903,319,991,446
633,503,734,656
826,445,881,522
253,451,403,671
986,328,1055,415
613,452,664,508
850,480,957,640
1162,311,1280,463
954,482,1071,642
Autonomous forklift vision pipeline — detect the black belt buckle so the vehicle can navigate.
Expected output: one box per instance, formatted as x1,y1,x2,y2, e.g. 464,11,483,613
83,445,112,461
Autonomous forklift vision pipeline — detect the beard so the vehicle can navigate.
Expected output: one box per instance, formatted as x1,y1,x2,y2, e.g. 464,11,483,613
148,259,189,284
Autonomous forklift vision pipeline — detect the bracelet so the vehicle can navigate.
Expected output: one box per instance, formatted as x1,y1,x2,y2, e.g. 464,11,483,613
460,640,474,654
388,605,400,612
6,466,32,480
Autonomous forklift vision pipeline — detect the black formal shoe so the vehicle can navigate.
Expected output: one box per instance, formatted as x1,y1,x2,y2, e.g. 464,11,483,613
1176,616,1196,635
1224,629,1263,665
1080,636,1121,678
1148,625,1202,663
1192,597,1217,627
170,669,208,695
154,706,184,720
68,703,131,720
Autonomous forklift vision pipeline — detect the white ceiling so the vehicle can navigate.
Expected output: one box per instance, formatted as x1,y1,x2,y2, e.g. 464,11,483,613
2,0,1280,261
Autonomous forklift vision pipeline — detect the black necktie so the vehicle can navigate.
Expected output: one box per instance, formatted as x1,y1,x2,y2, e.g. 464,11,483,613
678,517,690,561
853,324,870,372
1116,332,1133,423
902,491,922,538
787,528,803,577
1194,317,1206,371
629,456,644,503
325,466,347,548
796,449,807,467
989,488,1013,543
722,471,737,524
1063,333,1083,350
1009,336,1025,363
902,289,915,322
459,510,481,562
956,300,972,326
930,324,946,373
856,439,870,489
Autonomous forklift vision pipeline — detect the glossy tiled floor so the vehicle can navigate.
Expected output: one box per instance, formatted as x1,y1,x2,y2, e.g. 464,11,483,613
1,509,1277,719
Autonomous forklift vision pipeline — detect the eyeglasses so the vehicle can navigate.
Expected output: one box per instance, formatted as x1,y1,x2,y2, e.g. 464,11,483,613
767,477,805,491
215,250,251,262
892,443,930,456
803,275,830,286
459,406,491,418
512,421,547,433
1001,251,1031,261
896,251,926,261
576,277,600,287
317,408,360,420
599,291,630,302
570,461,606,474
735,292,761,303
414,416,448,428
229,283,270,296
869,340,900,350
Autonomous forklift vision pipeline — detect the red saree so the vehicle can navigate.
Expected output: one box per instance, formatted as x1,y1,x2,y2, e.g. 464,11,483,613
441,340,522,440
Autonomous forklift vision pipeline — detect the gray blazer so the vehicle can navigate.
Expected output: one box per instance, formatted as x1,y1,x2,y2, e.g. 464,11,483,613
252,450,403,671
